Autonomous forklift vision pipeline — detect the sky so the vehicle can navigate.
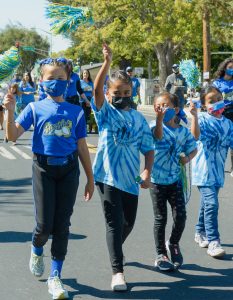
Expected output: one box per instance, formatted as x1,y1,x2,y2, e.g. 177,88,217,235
0,0,71,53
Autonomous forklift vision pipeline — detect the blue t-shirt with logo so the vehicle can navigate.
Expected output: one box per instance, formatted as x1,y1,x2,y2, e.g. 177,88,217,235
19,82,35,104
65,72,80,98
212,78,233,107
16,98,86,156
192,112,233,187
131,77,140,98
91,99,154,195
150,121,197,185
80,80,93,99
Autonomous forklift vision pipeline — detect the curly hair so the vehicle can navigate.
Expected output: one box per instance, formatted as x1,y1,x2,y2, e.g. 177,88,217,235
106,70,132,90
214,58,233,79
154,91,180,108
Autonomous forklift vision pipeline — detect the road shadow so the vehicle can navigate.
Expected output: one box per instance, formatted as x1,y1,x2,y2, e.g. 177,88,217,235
0,231,86,243
62,263,233,300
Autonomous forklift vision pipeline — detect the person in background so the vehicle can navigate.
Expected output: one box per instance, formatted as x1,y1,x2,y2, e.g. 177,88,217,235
80,69,93,131
212,58,233,177
126,66,141,110
11,73,21,84
64,60,90,107
19,72,35,106
0,83,8,131
165,64,188,109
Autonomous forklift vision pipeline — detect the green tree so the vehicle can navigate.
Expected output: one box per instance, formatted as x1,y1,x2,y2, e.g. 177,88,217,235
0,24,50,73
48,0,233,85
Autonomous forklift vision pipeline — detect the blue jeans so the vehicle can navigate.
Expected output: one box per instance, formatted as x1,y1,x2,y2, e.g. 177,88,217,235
196,186,220,242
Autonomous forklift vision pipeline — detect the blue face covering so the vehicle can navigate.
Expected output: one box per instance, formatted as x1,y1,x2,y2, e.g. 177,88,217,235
225,69,233,76
163,108,176,123
42,80,68,97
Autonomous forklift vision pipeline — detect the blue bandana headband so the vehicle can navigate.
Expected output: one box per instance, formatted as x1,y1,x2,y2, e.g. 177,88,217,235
39,57,68,66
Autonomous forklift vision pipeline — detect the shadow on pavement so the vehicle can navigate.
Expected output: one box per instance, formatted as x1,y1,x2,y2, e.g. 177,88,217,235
62,263,233,300
0,231,87,243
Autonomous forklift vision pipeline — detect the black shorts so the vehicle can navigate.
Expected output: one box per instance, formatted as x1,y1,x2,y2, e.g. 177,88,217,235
0,105,3,112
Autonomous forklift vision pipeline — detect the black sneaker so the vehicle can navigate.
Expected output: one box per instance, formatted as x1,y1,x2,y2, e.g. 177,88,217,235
154,254,174,271
166,240,183,269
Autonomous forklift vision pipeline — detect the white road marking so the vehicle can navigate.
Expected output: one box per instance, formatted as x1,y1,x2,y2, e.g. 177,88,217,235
0,146,16,160
10,146,31,159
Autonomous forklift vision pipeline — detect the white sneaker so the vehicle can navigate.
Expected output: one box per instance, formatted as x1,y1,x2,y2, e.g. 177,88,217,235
29,251,45,277
111,272,127,291
230,171,233,178
207,240,225,258
48,274,69,299
194,232,209,248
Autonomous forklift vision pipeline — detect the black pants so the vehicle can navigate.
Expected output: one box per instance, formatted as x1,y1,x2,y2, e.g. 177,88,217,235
96,182,138,274
150,182,186,255
81,102,92,125
32,157,80,260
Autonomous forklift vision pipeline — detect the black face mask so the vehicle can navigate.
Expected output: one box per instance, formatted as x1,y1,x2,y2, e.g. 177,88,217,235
111,96,131,109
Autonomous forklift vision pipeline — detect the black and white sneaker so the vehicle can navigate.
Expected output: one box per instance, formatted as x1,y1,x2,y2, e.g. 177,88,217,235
166,240,183,269
154,254,174,271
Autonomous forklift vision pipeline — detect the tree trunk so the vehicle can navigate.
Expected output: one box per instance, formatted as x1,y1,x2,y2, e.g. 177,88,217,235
155,43,169,90
166,40,174,75
203,8,211,76
148,58,153,79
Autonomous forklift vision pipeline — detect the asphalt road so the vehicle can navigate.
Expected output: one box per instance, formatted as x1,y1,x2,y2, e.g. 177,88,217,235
0,109,233,300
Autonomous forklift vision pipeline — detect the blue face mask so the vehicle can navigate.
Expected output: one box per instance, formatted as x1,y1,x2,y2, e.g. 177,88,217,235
42,80,68,97
225,69,233,76
163,108,176,123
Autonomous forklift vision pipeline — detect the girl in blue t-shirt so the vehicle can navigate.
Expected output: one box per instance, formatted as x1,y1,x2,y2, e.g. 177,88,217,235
190,86,233,259
19,72,36,105
150,92,197,271
3,58,94,300
212,58,233,177
80,69,95,132
92,44,154,292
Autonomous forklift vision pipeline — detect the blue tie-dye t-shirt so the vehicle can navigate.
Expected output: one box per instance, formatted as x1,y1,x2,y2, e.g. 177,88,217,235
192,112,233,187
91,99,154,195
150,121,197,185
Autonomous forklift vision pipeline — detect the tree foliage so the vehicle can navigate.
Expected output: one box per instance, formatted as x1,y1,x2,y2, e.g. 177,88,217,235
0,25,50,73
48,0,233,84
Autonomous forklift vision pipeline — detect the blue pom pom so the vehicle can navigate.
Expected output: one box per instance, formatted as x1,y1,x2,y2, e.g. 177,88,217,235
0,46,20,83
179,59,201,89
45,3,94,36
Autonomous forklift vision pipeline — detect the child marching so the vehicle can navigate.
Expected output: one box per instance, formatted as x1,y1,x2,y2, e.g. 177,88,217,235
3,57,94,299
91,44,154,291
191,86,233,258
150,92,197,271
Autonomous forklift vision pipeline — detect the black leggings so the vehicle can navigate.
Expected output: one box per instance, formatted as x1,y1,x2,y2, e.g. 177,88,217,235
150,182,186,256
96,182,138,274
32,158,80,261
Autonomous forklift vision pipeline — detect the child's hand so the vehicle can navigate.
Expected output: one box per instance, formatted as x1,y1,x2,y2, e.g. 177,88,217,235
180,155,190,165
189,100,198,117
154,104,167,121
102,43,112,63
84,180,94,201
3,93,16,111
140,170,151,189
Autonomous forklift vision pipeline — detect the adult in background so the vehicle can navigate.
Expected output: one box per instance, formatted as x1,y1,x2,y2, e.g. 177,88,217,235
19,72,35,107
65,60,90,106
212,58,233,177
126,66,141,110
80,69,93,121
165,64,187,109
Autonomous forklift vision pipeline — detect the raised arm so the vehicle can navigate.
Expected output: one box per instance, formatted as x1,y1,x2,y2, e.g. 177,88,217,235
189,101,200,140
3,92,25,141
153,105,166,140
94,44,112,110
